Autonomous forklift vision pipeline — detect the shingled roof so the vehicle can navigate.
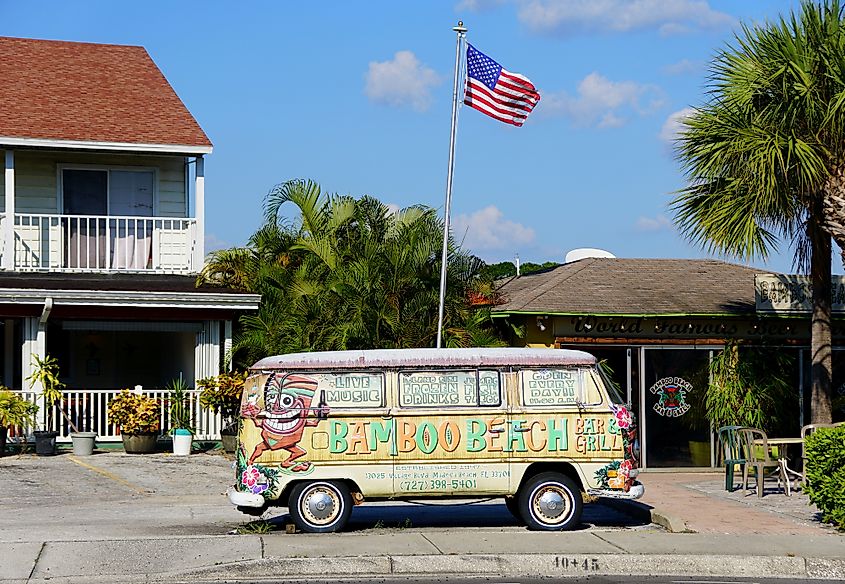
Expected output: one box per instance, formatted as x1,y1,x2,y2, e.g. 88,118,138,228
493,258,777,316
0,36,211,152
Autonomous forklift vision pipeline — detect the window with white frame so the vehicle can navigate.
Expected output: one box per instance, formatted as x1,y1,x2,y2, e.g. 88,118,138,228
61,168,155,216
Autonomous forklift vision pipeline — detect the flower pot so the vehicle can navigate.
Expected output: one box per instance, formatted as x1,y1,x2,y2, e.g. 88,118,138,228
172,429,192,456
0,426,7,457
71,432,97,456
34,430,59,456
220,426,238,453
121,432,158,454
688,440,711,467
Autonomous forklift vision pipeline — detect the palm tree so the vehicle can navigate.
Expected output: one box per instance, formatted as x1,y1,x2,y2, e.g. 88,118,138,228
199,179,503,366
671,0,845,423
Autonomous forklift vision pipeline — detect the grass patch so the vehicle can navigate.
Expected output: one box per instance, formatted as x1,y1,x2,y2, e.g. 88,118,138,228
236,520,274,534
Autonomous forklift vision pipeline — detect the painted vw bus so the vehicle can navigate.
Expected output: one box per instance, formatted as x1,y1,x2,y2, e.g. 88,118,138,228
227,347,643,532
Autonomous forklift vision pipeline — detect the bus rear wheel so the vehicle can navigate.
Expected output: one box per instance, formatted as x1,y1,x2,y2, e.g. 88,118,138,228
288,480,353,533
518,472,583,531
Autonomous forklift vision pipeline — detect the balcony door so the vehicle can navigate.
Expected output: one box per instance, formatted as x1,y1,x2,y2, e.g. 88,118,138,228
62,168,154,269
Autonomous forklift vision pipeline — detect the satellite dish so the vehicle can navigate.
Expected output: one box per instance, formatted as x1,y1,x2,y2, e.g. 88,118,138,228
564,248,616,263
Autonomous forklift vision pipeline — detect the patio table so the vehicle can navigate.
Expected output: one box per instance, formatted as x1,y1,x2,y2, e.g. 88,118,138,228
754,436,804,493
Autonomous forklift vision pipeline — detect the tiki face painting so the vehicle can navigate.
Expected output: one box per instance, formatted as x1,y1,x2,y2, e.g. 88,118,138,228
247,373,329,470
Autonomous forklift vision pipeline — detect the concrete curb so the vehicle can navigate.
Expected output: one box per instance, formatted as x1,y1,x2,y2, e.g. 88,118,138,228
600,498,689,533
148,553,843,582
6,533,845,583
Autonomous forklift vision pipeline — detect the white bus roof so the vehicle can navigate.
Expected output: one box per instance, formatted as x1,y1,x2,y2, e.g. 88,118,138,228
251,347,596,371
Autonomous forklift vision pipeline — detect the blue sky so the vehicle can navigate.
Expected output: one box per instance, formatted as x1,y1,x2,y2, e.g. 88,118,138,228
3,0,807,272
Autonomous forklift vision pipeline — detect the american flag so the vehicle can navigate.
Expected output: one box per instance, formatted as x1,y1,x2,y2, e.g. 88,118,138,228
464,43,539,127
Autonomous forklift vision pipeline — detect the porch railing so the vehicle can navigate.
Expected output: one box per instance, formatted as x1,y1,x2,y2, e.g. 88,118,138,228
7,389,224,444
8,213,196,273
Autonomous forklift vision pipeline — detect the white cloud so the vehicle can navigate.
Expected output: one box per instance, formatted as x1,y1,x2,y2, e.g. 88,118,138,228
385,203,401,215
635,214,673,232
205,232,231,252
540,72,664,128
659,106,695,147
662,58,704,75
516,0,734,36
456,0,507,10
365,51,442,112
452,206,535,251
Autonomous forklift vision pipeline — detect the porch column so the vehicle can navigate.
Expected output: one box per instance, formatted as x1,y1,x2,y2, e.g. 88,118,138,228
22,316,46,429
194,320,220,382
224,320,233,372
4,319,14,387
194,156,205,271
4,150,14,270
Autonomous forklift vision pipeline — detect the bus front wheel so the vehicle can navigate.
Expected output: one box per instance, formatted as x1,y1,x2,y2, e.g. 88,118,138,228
518,472,583,531
288,480,353,533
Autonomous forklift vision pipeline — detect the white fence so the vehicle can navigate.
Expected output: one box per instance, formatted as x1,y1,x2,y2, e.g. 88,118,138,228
11,213,196,273
7,389,224,443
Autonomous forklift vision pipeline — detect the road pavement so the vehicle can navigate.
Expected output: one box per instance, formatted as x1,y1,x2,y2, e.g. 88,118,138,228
1,449,843,583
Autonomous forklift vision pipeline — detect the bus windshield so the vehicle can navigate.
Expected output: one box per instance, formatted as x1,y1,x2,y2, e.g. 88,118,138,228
597,362,626,406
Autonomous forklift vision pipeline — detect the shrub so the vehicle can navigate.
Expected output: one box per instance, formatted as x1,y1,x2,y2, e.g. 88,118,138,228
0,389,39,428
108,390,161,435
198,371,246,430
804,425,845,531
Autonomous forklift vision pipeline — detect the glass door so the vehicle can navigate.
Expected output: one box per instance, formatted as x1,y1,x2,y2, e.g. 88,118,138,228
109,170,154,269
642,348,711,468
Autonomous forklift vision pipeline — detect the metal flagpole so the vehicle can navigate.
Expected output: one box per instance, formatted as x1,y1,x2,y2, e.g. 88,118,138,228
436,20,467,348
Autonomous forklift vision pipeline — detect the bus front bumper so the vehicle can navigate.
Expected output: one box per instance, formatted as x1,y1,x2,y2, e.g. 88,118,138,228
227,487,265,508
588,481,645,500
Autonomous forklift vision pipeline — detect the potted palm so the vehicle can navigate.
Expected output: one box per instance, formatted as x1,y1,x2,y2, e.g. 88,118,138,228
704,343,795,434
198,371,246,453
167,378,194,455
107,390,161,453
27,354,98,456
0,389,39,456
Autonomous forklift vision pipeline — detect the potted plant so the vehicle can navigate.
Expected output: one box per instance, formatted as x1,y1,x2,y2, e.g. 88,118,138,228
167,378,194,456
107,390,161,453
26,354,99,456
198,371,246,453
704,343,794,431
0,389,39,456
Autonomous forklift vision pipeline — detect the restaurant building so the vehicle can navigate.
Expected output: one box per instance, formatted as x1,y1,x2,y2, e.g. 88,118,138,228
491,257,845,469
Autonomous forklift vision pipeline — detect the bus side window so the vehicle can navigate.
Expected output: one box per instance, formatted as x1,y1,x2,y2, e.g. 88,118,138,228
581,370,604,405
520,368,581,407
398,370,501,407
478,370,501,406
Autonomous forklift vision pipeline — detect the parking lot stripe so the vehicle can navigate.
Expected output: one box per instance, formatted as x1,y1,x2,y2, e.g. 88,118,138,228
67,455,148,494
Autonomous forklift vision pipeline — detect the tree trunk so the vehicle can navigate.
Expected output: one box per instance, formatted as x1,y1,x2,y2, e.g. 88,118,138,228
810,215,834,424
822,167,845,265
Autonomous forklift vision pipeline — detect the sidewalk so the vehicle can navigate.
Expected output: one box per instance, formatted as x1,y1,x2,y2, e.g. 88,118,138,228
625,469,834,535
1,451,843,582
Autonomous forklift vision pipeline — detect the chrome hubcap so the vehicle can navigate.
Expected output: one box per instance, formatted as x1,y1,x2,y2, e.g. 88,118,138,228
532,484,571,525
300,485,341,525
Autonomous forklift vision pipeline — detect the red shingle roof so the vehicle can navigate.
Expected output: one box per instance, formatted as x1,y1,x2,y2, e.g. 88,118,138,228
0,36,211,150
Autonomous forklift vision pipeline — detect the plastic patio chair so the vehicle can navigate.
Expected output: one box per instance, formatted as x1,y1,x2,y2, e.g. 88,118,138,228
737,427,789,497
717,425,747,492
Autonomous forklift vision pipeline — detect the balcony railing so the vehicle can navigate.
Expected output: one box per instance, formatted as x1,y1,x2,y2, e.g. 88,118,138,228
3,213,197,273
7,388,224,443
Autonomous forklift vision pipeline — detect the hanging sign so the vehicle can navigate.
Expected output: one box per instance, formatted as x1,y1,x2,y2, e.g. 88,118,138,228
756,274,845,313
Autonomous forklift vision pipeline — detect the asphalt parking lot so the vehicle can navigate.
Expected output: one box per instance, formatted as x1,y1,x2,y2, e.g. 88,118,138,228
0,449,656,541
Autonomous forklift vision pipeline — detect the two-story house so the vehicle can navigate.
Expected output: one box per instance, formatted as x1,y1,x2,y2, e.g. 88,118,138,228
0,36,259,438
